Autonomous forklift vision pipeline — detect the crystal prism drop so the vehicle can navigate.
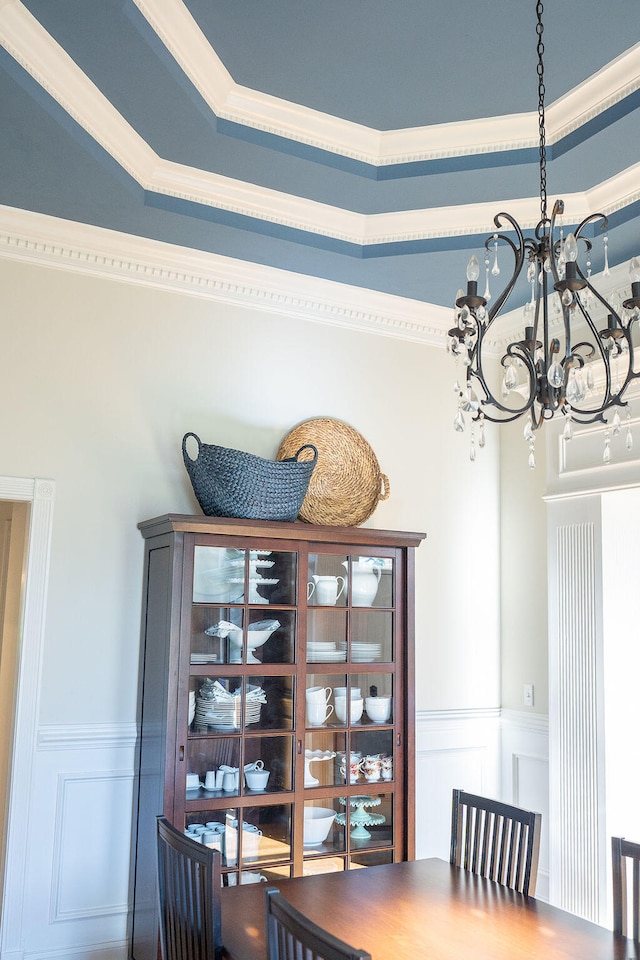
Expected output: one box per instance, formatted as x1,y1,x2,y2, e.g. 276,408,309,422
479,418,486,449
548,361,564,388
491,239,500,277
469,428,476,462
612,410,622,436
484,257,491,301
626,427,633,452
454,410,465,433
504,365,518,390
603,235,610,276
586,365,594,391
562,418,573,441
528,446,536,469
603,430,611,464
566,372,579,405
524,418,534,441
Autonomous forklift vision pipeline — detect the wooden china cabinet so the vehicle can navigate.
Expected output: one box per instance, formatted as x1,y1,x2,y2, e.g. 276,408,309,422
130,514,425,960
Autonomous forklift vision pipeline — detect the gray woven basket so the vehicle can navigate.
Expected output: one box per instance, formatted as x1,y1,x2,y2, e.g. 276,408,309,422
182,433,318,521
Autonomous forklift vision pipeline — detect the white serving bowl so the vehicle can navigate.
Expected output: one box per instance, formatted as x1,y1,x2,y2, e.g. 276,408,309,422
303,807,336,846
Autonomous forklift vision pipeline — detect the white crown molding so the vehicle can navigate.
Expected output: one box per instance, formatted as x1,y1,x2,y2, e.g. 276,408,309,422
133,0,640,167
0,205,451,344
1,0,639,250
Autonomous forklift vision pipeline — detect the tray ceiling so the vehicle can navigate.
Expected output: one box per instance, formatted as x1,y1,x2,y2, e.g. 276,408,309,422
1,0,639,312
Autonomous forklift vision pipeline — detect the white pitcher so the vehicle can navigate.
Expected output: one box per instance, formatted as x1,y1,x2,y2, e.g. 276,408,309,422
308,574,345,605
342,560,381,606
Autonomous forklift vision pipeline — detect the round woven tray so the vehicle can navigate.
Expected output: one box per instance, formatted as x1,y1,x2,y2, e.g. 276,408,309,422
276,418,390,526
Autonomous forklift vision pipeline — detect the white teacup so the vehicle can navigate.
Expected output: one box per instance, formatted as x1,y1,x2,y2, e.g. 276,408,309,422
306,686,332,704
365,696,392,724
335,696,363,723
334,687,361,700
362,756,382,781
185,773,201,790
306,701,334,726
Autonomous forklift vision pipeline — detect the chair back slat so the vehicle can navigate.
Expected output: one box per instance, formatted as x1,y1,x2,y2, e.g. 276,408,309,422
265,887,371,960
450,789,542,896
612,835,640,940
156,816,222,960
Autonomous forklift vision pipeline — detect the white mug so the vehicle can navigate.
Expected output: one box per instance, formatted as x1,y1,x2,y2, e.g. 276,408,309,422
185,773,201,790
306,686,332,704
335,696,363,723
306,701,334,726
204,770,217,790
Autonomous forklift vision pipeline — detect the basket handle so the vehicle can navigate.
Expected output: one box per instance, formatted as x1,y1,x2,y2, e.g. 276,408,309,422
294,444,318,463
379,473,390,502
182,432,202,464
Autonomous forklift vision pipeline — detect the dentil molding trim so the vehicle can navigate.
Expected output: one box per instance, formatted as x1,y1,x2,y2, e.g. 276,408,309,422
0,206,451,346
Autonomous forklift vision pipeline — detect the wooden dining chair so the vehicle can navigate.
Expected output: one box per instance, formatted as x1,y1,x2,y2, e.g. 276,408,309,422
450,788,542,896
612,835,640,939
264,886,371,960
156,816,222,960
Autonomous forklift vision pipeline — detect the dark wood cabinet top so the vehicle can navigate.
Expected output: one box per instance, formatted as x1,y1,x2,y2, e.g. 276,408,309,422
138,514,426,548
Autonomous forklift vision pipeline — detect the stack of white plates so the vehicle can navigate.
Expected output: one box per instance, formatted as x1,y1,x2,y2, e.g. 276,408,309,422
337,641,382,661
194,700,262,729
190,653,218,664
194,682,266,730
306,642,347,662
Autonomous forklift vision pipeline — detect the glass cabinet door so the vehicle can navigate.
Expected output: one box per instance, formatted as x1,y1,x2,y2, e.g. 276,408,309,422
181,540,401,882
303,552,398,874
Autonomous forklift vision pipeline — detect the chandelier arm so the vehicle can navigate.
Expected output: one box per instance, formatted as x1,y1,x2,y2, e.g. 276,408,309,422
546,199,564,286
486,216,527,322
469,340,538,422
573,212,609,241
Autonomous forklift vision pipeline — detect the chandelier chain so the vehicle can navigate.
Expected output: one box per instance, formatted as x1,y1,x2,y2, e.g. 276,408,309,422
536,0,546,224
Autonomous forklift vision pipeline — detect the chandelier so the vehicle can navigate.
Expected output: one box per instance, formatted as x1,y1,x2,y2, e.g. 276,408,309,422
447,0,640,468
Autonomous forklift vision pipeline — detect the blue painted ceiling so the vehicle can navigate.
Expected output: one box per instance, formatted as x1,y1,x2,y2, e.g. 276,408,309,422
1,0,639,308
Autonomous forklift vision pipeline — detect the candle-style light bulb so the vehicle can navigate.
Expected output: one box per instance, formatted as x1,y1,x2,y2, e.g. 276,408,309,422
466,256,480,283
629,258,640,283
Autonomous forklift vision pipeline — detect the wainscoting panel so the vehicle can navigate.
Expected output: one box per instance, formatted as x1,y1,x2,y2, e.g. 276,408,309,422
501,710,550,901
51,772,134,922
10,723,138,960
415,709,501,861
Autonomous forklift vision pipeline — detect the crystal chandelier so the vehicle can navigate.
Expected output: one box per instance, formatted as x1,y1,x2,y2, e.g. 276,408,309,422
447,0,640,468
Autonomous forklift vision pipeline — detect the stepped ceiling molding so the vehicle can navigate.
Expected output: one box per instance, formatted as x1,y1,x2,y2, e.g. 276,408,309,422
1,0,639,328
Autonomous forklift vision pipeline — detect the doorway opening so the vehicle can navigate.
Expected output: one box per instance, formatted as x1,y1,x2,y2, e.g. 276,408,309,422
0,500,29,926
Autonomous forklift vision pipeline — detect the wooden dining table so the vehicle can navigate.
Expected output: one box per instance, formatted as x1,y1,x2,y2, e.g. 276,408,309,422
220,857,638,960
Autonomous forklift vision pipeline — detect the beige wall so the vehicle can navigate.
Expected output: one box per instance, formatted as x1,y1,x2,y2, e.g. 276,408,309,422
500,418,549,714
0,256,503,724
